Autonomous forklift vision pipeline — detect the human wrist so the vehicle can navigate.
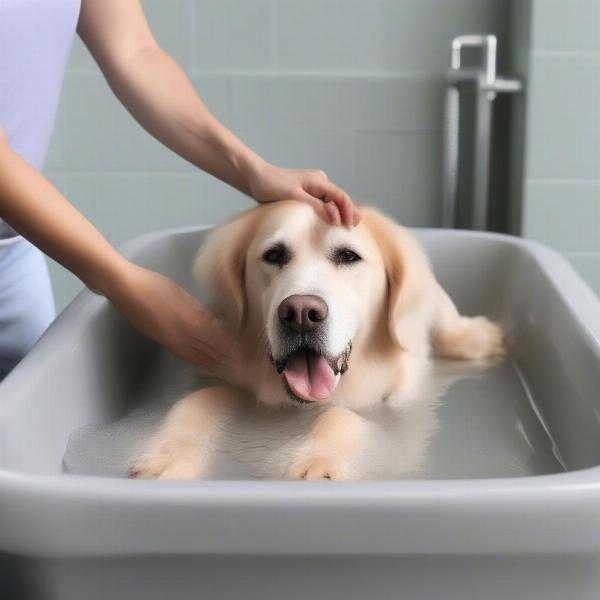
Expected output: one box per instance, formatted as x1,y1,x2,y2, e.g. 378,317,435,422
231,150,271,201
229,145,267,181
81,251,135,299
203,122,268,198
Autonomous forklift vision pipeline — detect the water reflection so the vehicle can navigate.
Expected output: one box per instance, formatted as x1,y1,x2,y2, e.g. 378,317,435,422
64,358,564,480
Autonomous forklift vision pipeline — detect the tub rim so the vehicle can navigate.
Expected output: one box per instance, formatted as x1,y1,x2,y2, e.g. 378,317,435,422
1,227,600,558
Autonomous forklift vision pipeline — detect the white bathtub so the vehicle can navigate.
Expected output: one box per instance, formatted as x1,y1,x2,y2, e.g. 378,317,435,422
1,226,599,600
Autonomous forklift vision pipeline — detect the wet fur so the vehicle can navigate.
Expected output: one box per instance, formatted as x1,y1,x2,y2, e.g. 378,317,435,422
131,202,504,480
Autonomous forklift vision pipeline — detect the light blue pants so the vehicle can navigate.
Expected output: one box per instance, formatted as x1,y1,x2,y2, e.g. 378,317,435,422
0,237,55,380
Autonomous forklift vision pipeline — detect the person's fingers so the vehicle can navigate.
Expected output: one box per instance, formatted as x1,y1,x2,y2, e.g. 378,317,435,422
188,320,240,362
185,333,234,366
302,178,355,227
324,201,342,226
289,187,341,226
189,339,234,366
184,345,215,368
188,340,248,387
325,186,355,228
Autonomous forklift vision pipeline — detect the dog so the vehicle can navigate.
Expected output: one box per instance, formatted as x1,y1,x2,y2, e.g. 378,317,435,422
131,201,504,481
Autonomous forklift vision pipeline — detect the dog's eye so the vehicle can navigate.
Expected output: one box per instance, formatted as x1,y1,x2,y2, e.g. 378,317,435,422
262,244,290,266
332,247,362,265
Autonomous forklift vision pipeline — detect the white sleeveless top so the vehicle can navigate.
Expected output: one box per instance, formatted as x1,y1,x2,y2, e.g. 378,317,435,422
0,0,81,241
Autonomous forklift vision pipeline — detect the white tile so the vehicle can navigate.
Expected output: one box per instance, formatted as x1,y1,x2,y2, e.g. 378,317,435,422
532,0,600,51
47,169,252,310
67,36,97,71
380,0,508,73
230,75,442,132
143,0,195,69
44,127,62,170
237,130,356,192
189,74,230,123
354,131,442,226
57,72,228,171
523,181,600,253
65,173,250,247
194,1,274,70
277,1,380,70
526,56,600,179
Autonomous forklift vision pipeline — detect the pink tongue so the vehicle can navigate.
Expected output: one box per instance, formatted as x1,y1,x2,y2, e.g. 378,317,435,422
283,351,337,402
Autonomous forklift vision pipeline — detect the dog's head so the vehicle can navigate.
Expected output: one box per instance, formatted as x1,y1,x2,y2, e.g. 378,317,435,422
194,201,433,405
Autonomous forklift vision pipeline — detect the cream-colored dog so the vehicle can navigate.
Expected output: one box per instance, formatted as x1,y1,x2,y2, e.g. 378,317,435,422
131,202,504,481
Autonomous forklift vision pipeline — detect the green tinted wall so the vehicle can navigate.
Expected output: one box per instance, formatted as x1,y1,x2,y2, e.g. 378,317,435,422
516,0,600,296
44,0,509,310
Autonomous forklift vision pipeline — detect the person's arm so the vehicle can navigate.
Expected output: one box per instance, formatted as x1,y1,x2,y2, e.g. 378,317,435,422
0,128,243,382
77,0,359,227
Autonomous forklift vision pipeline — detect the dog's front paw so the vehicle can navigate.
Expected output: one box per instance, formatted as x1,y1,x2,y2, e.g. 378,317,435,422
130,444,203,481
286,453,353,481
439,316,505,361
462,317,505,359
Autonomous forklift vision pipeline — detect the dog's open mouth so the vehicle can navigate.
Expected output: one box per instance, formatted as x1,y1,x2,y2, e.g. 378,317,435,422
272,343,352,403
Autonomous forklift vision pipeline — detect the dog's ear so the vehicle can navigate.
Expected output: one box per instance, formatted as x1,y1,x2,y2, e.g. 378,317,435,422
361,207,435,351
193,209,259,334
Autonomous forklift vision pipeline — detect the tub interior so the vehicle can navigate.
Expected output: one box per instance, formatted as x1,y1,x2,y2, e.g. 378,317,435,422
1,227,599,480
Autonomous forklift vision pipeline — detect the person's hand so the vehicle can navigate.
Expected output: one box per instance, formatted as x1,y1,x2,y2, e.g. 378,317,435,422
245,161,360,227
105,262,246,385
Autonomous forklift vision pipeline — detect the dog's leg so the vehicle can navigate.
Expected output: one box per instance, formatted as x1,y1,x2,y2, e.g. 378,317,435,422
286,407,366,481
130,385,241,480
431,281,504,360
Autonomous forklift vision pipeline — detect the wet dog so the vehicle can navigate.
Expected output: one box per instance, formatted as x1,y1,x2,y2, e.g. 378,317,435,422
131,202,504,480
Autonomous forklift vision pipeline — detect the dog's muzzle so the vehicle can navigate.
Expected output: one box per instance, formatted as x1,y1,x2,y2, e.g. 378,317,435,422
277,294,328,335
270,294,352,403
272,342,352,377
270,342,352,404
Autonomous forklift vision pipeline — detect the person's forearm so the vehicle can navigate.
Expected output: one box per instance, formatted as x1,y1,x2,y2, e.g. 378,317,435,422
0,134,129,294
86,42,264,195
74,0,358,227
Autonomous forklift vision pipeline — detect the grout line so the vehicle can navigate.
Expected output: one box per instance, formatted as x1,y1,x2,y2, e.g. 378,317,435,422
208,69,441,79
42,171,211,178
533,49,600,59
354,128,441,136
189,0,197,72
65,66,442,79
225,73,233,126
349,128,358,196
563,252,600,259
527,179,600,186
376,0,383,71
271,0,279,71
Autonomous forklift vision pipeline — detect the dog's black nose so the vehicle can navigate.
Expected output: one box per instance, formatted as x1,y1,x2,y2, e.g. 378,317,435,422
278,295,328,333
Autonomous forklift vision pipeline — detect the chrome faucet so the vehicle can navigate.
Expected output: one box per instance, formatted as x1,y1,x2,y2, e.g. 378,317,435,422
442,35,522,230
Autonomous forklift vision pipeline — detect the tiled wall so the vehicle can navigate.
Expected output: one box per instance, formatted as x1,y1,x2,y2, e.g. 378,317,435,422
44,0,508,310
518,0,600,295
